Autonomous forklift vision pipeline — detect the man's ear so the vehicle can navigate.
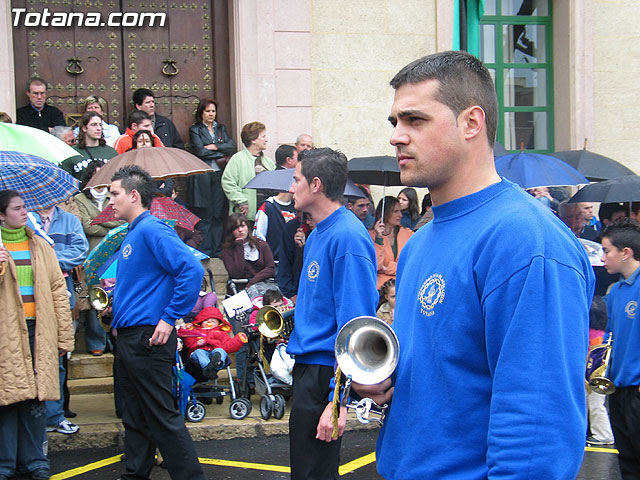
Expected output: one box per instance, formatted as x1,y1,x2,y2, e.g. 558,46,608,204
310,177,322,194
129,188,140,204
461,105,485,141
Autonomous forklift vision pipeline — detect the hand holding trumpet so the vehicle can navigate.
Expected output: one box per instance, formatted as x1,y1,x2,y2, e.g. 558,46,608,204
351,378,394,407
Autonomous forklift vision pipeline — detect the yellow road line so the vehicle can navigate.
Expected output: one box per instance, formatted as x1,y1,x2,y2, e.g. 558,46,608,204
585,446,619,454
339,452,377,475
198,457,290,473
50,454,122,480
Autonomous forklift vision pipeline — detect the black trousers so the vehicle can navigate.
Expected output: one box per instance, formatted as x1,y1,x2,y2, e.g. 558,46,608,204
116,325,204,480
289,363,342,480
609,385,640,479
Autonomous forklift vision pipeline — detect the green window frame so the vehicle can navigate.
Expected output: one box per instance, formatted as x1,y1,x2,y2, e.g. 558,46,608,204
478,0,554,153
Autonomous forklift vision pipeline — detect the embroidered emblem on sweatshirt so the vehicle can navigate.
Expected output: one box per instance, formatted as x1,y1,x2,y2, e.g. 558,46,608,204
122,243,132,259
307,260,319,282
418,273,445,317
625,301,637,319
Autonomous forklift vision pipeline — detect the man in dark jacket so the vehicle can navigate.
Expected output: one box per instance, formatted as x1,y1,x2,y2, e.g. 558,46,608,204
132,88,184,149
16,77,66,132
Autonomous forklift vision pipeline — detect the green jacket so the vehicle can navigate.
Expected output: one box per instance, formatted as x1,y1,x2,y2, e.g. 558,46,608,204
221,148,275,219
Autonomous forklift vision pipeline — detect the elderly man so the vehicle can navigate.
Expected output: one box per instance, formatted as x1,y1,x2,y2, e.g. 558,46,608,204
16,77,66,132
294,134,313,153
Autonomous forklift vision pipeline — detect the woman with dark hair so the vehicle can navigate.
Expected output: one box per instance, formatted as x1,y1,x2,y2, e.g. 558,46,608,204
0,190,74,480
188,98,237,257
219,213,276,293
131,129,153,150
397,187,420,230
371,196,413,288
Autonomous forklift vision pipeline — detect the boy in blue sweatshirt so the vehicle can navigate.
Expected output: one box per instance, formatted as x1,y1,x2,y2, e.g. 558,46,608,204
601,219,640,478
286,148,378,480
109,166,205,480
355,51,595,479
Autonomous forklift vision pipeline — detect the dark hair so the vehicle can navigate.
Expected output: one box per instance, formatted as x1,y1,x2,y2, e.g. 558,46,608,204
399,187,420,221
80,160,105,191
598,203,627,223
420,193,432,215
390,51,497,147
132,88,154,107
195,98,218,123
275,144,296,167
26,76,46,92
589,295,608,331
346,185,373,207
126,110,152,129
76,111,106,149
222,213,259,249
111,165,155,209
601,218,640,261
0,190,22,215
375,196,400,224
131,129,153,149
263,288,283,306
240,122,266,148
298,148,347,203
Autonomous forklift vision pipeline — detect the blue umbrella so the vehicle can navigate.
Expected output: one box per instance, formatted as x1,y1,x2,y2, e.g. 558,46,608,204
0,150,80,211
495,152,589,189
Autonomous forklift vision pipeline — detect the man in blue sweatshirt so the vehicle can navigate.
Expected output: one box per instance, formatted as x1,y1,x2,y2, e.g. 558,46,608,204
601,219,640,479
286,148,378,480
355,51,595,479
109,166,205,480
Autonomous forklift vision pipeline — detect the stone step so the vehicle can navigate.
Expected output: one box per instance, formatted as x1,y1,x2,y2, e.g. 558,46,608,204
68,353,114,380
68,376,113,395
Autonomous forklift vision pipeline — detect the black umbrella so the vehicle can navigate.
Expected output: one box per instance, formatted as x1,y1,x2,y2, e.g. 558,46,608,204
494,141,509,157
568,175,640,203
551,149,635,182
347,156,401,186
243,168,365,197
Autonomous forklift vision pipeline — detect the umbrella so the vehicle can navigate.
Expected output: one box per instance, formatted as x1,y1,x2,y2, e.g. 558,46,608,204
85,147,214,188
494,141,509,157
0,150,80,211
347,156,402,186
243,168,365,197
0,123,81,165
91,196,200,231
551,149,635,182
568,175,640,204
495,152,589,189
83,223,128,285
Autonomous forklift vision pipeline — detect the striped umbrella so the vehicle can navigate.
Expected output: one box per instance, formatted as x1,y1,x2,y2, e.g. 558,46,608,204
0,123,80,165
0,150,80,211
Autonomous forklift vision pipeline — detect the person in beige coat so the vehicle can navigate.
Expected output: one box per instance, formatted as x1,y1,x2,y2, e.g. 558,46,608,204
0,189,74,480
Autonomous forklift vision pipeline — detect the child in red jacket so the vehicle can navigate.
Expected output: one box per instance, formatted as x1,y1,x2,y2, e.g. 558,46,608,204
178,306,247,379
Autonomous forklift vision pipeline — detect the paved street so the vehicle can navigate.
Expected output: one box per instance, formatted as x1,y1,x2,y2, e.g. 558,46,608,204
43,430,621,480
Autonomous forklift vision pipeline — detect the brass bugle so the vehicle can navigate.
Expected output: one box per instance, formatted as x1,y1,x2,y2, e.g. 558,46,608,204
256,305,284,339
586,334,615,395
88,286,110,312
334,316,399,424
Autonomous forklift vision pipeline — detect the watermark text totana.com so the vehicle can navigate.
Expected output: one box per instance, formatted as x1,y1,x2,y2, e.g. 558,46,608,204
12,8,166,28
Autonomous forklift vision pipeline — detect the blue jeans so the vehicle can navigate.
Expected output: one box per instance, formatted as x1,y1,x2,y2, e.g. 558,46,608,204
0,400,49,476
82,309,107,352
45,357,65,426
190,348,227,369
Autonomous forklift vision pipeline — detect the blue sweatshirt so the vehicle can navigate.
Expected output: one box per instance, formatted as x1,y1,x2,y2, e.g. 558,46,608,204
376,179,594,480
287,206,378,366
604,266,640,387
113,212,204,328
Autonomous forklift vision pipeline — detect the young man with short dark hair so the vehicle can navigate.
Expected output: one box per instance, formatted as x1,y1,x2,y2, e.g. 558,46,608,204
132,88,184,149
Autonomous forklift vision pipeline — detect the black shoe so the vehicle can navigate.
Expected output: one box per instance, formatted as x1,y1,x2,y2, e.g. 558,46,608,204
211,351,223,369
64,409,77,418
31,467,51,479
202,363,218,380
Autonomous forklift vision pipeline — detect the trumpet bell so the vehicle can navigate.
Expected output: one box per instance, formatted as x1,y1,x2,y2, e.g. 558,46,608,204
89,287,109,312
335,316,399,385
256,306,284,338
586,337,615,395
590,376,616,395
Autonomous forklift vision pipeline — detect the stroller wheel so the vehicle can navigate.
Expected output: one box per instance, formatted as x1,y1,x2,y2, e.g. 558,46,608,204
260,395,273,420
186,400,206,423
229,398,252,420
216,395,224,405
273,394,286,419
